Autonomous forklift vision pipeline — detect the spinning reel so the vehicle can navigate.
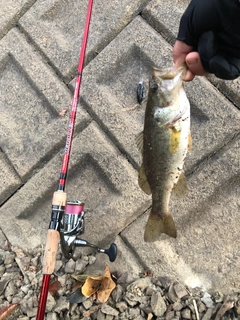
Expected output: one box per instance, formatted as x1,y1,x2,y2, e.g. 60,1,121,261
60,200,117,262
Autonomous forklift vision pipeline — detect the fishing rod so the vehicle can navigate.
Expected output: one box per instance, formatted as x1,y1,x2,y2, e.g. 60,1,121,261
36,1,117,318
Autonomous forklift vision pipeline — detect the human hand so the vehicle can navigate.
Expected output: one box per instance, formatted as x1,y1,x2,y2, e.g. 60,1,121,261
173,40,208,81
173,0,240,81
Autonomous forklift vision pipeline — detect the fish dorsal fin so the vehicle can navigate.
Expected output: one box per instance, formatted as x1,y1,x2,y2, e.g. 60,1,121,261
136,131,144,155
172,171,188,198
138,163,152,195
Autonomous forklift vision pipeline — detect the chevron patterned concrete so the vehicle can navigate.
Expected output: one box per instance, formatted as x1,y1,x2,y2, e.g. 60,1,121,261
79,16,240,292
122,137,240,294
0,0,35,39
0,28,90,188
0,121,149,249
19,0,151,80
80,16,240,173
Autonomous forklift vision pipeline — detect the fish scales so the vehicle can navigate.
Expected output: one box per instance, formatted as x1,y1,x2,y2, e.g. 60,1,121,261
137,65,191,242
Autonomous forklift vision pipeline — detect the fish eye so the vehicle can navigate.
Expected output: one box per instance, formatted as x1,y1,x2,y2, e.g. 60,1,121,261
151,83,158,92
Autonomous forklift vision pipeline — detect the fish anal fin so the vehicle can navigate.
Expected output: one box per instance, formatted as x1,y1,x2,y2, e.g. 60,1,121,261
144,211,177,242
138,163,151,195
136,131,144,155
172,171,188,198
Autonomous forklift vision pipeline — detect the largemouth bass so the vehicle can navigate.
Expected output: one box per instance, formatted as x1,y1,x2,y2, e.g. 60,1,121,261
137,65,191,242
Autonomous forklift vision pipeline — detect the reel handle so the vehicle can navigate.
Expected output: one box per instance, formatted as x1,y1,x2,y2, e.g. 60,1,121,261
104,243,117,262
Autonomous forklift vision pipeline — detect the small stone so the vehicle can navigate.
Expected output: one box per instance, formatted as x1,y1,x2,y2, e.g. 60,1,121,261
54,296,69,313
46,313,59,320
46,293,56,312
117,272,136,284
4,252,15,264
168,283,178,303
101,303,119,316
145,286,155,296
88,255,96,265
201,308,214,320
166,311,175,320
157,276,172,289
124,295,138,307
31,256,39,266
116,301,128,312
181,308,191,319
97,310,106,320
173,283,188,299
197,300,207,313
75,259,88,273
111,284,123,303
127,277,152,292
128,307,140,318
173,301,184,311
151,292,167,317
212,291,224,303
4,280,17,297
64,259,76,274
82,298,93,310
26,307,38,317
135,315,146,320
201,292,215,308
54,260,63,272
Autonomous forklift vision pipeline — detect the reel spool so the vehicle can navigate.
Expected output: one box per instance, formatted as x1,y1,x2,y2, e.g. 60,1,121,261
60,200,117,262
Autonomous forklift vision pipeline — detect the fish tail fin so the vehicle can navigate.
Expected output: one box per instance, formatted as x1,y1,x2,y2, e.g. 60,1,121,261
144,211,177,242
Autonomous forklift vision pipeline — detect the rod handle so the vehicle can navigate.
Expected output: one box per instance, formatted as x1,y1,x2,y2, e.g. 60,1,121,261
42,191,67,274
42,230,60,274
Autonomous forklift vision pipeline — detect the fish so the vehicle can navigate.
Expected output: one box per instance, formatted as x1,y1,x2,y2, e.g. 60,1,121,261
136,64,191,242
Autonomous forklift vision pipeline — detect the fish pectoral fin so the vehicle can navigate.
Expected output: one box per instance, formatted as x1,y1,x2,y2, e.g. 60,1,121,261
169,128,181,154
144,211,177,242
136,131,144,155
172,171,188,198
138,163,152,195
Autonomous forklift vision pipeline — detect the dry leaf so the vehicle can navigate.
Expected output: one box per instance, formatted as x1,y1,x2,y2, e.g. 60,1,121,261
81,265,116,303
72,281,83,292
81,276,103,297
59,108,68,116
83,305,102,317
71,274,94,282
49,280,62,296
97,265,116,303
0,303,19,320
11,247,26,258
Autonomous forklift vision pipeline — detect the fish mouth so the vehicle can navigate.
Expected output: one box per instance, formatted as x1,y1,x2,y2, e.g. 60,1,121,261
152,64,187,80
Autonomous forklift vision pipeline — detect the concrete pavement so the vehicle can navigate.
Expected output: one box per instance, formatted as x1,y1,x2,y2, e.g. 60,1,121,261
0,0,240,295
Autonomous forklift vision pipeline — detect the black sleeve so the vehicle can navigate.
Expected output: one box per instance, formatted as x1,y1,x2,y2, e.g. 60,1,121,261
177,0,240,80
177,0,240,49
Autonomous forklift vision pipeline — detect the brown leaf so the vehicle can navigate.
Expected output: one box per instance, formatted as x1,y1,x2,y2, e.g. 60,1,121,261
83,305,102,317
49,280,62,296
96,265,116,303
81,265,116,303
72,281,83,292
81,276,103,297
0,303,19,320
59,108,68,116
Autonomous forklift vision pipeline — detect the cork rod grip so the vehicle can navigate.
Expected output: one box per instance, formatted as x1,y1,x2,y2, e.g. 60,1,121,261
42,191,67,274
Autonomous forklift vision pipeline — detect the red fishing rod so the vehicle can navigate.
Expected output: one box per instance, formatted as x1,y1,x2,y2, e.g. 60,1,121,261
36,1,94,318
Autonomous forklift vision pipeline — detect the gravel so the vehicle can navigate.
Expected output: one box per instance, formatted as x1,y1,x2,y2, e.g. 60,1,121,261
0,239,240,320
